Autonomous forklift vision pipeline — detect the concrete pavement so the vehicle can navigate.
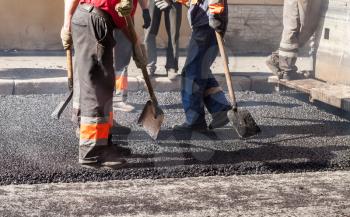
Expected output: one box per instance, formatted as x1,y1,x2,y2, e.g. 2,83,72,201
1,171,350,216
0,52,275,95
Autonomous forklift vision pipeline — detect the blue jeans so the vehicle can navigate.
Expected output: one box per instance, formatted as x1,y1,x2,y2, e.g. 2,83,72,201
181,26,231,126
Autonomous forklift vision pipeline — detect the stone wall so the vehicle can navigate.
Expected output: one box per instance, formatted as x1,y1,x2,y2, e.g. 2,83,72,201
225,5,283,54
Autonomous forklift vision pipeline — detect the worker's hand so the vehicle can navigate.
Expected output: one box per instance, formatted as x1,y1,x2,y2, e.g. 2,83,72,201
60,27,73,50
142,9,151,29
115,0,133,17
132,44,148,69
68,78,73,91
209,17,224,33
155,0,172,10
175,0,190,7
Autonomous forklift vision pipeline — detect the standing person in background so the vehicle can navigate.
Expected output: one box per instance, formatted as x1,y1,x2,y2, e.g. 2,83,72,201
114,0,151,112
60,0,133,168
144,0,182,79
266,0,322,80
173,0,232,131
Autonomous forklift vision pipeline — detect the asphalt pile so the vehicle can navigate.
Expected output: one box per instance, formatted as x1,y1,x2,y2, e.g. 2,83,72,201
0,91,350,185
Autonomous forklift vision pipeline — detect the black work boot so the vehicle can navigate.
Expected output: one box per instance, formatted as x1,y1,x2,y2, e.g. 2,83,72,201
209,110,230,129
266,51,282,77
107,137,132,157
279,56,299,81
173,122,208,132
110,121,131,135
79,145,126,169
281,71,304,81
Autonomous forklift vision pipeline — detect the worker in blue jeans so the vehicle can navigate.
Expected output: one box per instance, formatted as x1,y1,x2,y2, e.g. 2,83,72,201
173,0,231,131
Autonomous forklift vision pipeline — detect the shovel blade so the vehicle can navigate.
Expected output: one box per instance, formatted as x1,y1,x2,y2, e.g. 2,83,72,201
51,91,73,120
138,100,164,140
228,109,261,138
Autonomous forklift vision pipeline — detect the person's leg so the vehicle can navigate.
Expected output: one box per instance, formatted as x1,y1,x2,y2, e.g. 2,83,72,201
113,29,135,112
265,50,281,76
298,0,322,47
144,0,162,75
201,29,231,129
72,6,124,166
278,0,300,80
164,3,182,78
297,0,322,77
177,27,213,130
72,48,81,137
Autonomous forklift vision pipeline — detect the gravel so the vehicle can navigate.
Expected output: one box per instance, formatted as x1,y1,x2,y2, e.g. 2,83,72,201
0,91,350,185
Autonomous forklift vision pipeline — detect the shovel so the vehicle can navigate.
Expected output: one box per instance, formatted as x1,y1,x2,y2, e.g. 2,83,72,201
51,49,73,119
215,32,261,138
125,16,164,140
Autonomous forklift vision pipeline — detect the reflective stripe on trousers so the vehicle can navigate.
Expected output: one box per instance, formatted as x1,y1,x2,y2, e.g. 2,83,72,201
114,29,131,102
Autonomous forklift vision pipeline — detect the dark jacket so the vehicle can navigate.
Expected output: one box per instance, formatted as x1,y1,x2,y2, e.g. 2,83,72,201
187,0,228,31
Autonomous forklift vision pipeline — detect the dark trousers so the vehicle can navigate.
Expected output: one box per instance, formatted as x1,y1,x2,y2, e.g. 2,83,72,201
181,26,231,126
72,5,116,160
144,0,182,72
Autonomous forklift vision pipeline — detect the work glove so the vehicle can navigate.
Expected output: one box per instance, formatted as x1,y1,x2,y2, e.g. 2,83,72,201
155,0,172,10
60,28,73,50
176,0,189,7
209,16,225,33
132,44,148,69
142,9,151,29
208,0,226,33
115,0,133,17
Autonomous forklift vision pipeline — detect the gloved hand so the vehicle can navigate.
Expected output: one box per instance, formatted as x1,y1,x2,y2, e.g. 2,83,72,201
115,0,133,17
60,27,73,50
209,16,225,33
68,78,73,91
142,9,151,29
176,0,190,8
132,44,148,69
155,0,172,10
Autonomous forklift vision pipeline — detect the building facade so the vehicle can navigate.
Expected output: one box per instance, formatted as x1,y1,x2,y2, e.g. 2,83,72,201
0,0,283,52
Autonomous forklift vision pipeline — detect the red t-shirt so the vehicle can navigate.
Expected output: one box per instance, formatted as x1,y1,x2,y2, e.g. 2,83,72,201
80,0,138,28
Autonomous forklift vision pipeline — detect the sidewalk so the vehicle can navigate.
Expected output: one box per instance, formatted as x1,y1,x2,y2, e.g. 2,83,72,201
0,52,274,95
1,171,349,216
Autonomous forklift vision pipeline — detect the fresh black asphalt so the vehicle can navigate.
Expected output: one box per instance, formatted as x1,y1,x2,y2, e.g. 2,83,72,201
0,91,350,185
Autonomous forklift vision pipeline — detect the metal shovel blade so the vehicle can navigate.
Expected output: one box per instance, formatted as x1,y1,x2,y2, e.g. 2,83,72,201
228,109,261,138
51,90,73,120
137,100,164,140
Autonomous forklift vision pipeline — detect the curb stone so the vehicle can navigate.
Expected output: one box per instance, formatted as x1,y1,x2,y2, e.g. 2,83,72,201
14,77,68,95
151,76,181,92
0,75,272,95
250,75,275,93
0,79,14,95
127,77,139,92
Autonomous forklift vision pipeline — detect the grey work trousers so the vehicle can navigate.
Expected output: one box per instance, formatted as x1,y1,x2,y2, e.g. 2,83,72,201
279,0,322,58
72,4,116,160
144,0,182,73
113,29,132,102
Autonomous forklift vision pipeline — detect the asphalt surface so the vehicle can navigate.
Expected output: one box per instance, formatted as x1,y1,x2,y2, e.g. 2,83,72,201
2,172,350,216
1,91,350,185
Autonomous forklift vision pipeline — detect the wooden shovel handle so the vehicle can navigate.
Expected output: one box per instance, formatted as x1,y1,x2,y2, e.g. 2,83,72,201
125,15,158,105
66,49,73,90
215,32,237,108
